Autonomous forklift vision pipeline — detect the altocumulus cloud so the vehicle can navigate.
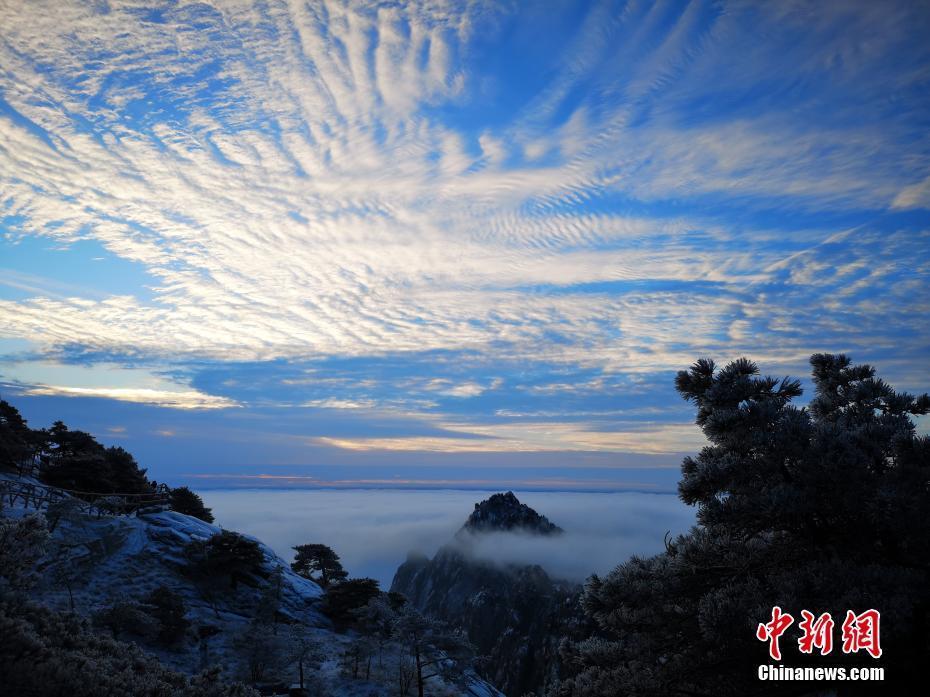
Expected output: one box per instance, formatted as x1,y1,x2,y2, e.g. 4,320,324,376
0,0,928,458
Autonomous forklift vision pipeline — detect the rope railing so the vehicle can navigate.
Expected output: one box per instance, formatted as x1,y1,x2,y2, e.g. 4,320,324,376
0,478,171,518
30,482,171,499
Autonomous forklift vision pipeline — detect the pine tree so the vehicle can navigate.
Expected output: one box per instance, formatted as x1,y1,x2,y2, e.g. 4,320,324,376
392,606,474,697
144,586,190,647
291,543,348,588
0,512,49,598
323,577,381,625
0,399,39,474
285,626,324,692
170,486,214,523
353,595,399,668
232,622,288,683
557,354,930,696
186,530,265,590
41,422,151,494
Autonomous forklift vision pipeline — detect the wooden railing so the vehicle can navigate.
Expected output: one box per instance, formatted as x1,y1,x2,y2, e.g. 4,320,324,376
0,478,171,518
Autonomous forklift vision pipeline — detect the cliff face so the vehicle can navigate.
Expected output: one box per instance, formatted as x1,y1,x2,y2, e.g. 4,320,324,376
391,492,586,697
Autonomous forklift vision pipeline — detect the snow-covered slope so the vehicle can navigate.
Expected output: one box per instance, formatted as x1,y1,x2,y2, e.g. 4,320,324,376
1,475,503,696
1,489,324,676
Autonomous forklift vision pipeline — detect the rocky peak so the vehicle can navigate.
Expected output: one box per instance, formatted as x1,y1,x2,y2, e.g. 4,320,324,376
460,491,563,535
392,491,578,697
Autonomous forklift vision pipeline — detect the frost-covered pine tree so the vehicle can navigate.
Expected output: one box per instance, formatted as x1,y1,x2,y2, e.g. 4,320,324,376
392,606,474,697
353,595,399,669
0,512,49,598
556,354,930,697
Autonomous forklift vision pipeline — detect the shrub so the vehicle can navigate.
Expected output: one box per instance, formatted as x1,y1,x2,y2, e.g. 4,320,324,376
186,530,265,589
170,487,214,523
0,599,258,697
322,577,381,626
145,586,190,647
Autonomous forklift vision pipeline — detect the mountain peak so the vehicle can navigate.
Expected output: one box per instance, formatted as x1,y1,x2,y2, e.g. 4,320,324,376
461,491,563,535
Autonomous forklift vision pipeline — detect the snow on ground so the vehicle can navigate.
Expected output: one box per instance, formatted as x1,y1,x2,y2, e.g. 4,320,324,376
1,475,504,696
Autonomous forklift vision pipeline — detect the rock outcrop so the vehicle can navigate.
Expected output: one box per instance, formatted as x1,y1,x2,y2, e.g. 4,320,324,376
391,492,587,696
459,491,563,536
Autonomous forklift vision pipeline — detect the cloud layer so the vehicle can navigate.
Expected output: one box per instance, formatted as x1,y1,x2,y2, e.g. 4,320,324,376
1,0,928,457
204,487,697,586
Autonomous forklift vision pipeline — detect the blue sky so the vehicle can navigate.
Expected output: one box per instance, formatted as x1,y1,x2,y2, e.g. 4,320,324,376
1,0,928,490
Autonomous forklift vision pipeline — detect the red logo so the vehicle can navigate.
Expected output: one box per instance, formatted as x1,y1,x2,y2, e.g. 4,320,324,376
841,609,882,659
798,611,834,655
757,608,881,660
756,606,794,661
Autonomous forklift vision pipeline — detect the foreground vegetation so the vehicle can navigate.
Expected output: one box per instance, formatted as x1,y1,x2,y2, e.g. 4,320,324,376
555,354,929,696
0,398,213,522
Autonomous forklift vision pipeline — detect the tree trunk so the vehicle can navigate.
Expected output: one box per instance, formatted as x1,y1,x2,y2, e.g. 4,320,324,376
416,645,424,697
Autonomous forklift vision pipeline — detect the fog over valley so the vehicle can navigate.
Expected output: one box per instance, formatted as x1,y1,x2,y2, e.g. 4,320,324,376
203,488,696,587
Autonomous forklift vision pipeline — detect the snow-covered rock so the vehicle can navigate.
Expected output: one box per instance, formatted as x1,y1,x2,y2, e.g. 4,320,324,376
2,475,502,696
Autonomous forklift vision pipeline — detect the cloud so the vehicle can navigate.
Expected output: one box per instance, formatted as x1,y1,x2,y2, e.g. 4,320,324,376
0,0,927,440
202,488,697,587
419,379,492,398
1,0,926,369
0,359,240,410
892,175,930,210
301,398,378,410
21,384,237,410
316,419,704,454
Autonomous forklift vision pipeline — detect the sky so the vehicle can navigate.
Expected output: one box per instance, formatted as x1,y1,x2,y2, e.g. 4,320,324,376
1,0,928,490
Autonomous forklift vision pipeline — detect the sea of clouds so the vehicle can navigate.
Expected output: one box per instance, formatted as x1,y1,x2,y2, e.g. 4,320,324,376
203,488,696,588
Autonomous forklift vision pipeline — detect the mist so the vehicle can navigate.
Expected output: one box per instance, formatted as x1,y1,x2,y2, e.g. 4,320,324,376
203,488,695,587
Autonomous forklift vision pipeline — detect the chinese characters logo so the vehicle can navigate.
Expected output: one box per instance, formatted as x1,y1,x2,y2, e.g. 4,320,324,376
756,607,881,660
